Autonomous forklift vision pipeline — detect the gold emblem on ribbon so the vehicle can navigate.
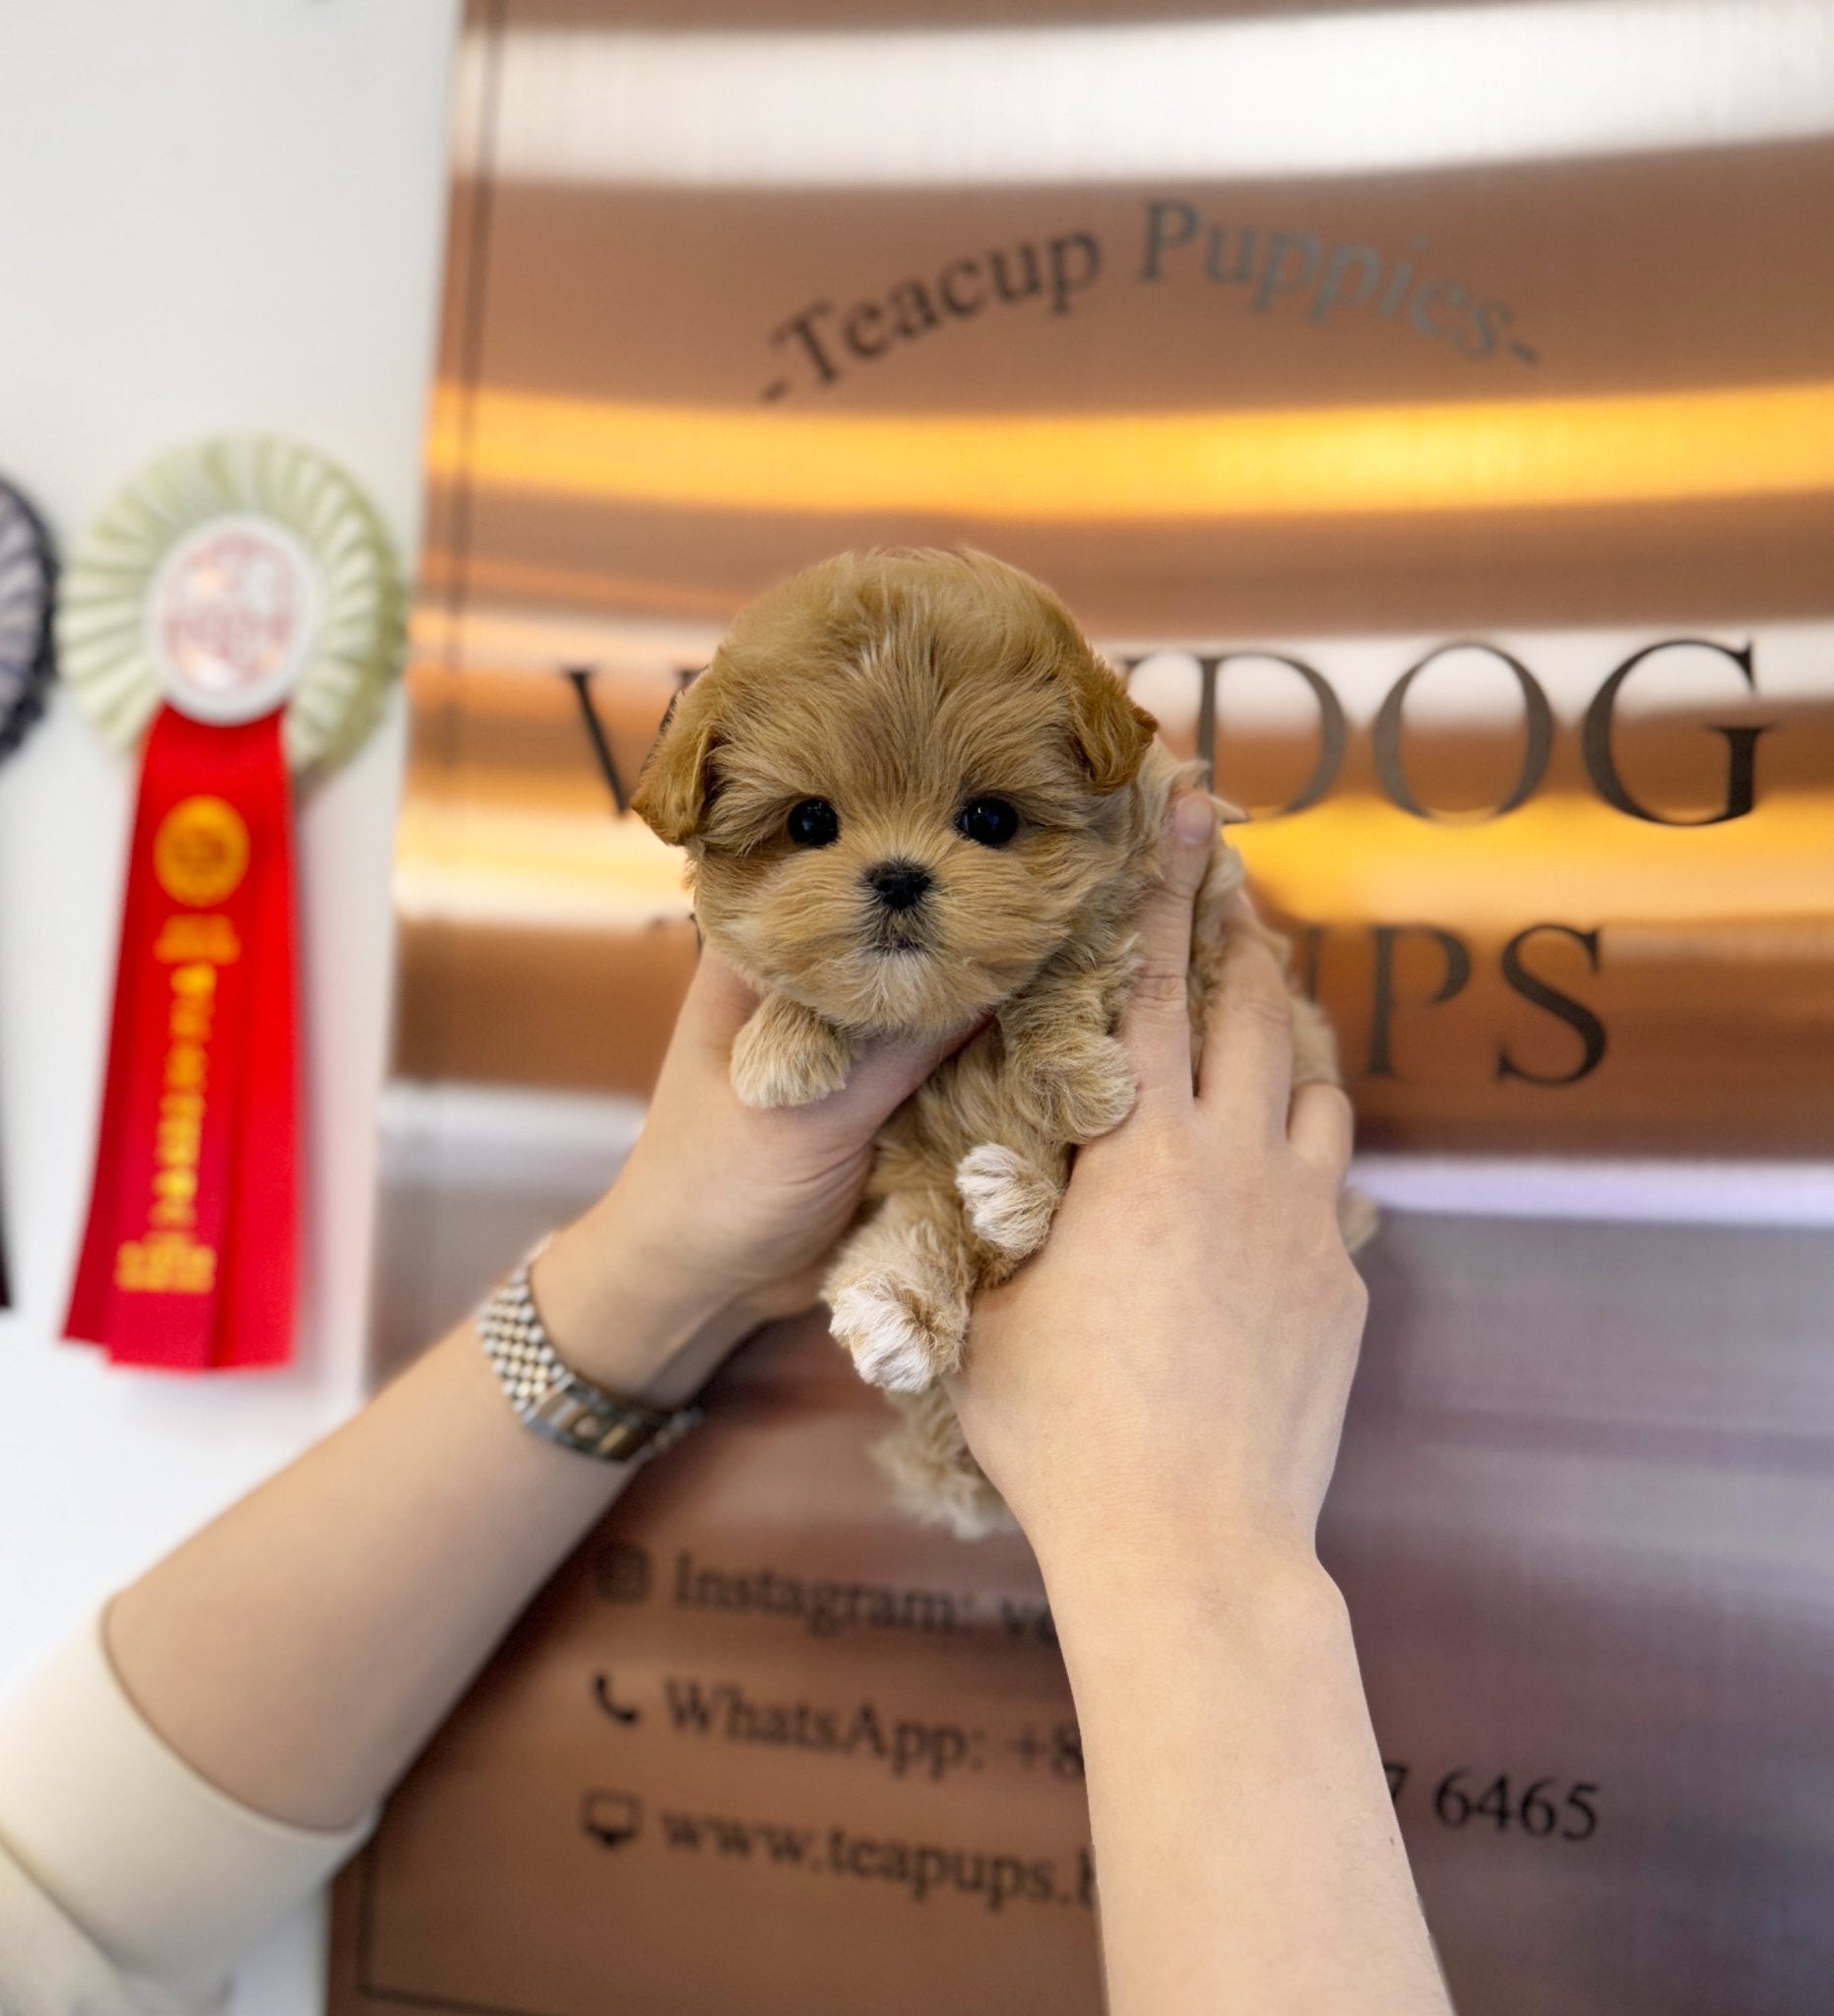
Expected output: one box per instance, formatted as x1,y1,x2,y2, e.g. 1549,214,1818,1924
153,795,249,907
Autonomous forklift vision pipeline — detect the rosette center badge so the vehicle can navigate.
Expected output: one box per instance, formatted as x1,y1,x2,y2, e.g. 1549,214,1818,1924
146,515,323,724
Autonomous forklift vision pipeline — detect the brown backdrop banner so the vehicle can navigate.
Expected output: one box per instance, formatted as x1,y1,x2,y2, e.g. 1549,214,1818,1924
331,3,1834,2010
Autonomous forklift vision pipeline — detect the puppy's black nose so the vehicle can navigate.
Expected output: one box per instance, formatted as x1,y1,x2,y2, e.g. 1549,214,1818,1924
865,860,932,913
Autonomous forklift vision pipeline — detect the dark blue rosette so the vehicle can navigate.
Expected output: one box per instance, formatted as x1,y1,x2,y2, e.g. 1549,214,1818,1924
0,474,56,762
0,474,51,1304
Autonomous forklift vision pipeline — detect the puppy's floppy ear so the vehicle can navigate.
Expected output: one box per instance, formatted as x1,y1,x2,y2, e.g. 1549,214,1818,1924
1060,650,1157,791
630,672,722,845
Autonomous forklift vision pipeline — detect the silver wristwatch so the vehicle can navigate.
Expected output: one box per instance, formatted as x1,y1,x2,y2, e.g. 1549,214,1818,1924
476,1258,703,1466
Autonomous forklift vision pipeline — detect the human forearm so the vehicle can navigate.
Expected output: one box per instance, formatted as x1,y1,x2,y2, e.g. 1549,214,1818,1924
104,1199,742,1833
1048,1550,1450,2016
100,943,965,1840
945,810,1449,2007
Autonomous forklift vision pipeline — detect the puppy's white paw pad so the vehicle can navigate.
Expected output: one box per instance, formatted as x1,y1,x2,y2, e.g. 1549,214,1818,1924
956,1145,1057,1258
830,1275,956,1393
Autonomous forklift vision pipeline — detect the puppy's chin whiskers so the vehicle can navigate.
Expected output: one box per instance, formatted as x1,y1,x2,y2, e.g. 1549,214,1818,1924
865,928,931,959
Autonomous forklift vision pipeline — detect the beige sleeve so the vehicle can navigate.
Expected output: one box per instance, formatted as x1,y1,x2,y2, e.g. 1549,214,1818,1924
0,1612,376,2003
0,1847,224,2016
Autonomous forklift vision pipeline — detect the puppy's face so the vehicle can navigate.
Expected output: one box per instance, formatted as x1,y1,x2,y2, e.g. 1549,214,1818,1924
632,551,1157,1037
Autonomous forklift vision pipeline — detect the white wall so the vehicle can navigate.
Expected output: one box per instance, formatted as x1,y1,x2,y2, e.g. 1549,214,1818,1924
0,4,460,2008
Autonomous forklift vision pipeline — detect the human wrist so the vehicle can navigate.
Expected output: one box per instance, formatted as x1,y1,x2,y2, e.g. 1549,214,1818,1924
1038,1521,1346,1674
1049,1553,1353,1748
526,1196,751,1410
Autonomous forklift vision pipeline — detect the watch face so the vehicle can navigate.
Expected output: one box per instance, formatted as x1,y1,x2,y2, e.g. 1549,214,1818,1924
533,1376,657,1462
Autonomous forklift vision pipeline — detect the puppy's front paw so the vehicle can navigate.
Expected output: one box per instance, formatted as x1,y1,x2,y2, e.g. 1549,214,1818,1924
1033,1032,1137,1143
956,1145,1059,1262
730,996,852,1108
830,1272,966,1393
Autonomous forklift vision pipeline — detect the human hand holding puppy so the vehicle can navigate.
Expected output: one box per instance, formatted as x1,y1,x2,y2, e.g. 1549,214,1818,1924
950,804,1451,2016
530,949,978,1411
949,798,1367,1588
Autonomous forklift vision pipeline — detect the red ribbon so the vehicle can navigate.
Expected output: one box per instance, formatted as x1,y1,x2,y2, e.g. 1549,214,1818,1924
65,704,298,1370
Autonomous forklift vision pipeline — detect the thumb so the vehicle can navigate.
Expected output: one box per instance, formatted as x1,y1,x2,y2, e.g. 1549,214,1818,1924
1116,793,1216,1103
675,941,760,1060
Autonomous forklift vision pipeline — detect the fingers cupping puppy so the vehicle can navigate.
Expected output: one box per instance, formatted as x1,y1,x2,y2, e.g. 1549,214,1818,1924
951,796,1367,1570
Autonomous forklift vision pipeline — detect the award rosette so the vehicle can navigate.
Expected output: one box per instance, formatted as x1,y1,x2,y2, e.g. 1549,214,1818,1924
58,437,403,1369
0,473,57,1308
0,474,56,761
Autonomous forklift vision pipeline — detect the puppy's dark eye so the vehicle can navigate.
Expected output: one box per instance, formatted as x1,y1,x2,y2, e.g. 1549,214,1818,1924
787,797,840,848
957,796,1020,849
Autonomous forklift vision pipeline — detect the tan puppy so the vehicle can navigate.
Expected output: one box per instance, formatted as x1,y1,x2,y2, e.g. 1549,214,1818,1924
633,549,1360,1536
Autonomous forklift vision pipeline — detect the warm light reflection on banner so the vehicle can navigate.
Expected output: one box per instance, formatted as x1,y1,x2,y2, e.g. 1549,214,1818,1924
427,380,1834,522
461,0,1834,189
389,789,1834,935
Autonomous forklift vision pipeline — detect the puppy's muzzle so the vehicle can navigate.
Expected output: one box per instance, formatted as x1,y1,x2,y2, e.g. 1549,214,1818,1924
864,860,932,914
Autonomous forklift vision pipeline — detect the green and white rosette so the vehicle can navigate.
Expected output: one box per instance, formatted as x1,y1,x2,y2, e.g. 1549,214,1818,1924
57,437,404,1372
56,434,405,776
0,473,56,762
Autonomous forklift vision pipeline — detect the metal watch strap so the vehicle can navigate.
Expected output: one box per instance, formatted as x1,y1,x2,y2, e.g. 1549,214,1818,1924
477,1258,703,1465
